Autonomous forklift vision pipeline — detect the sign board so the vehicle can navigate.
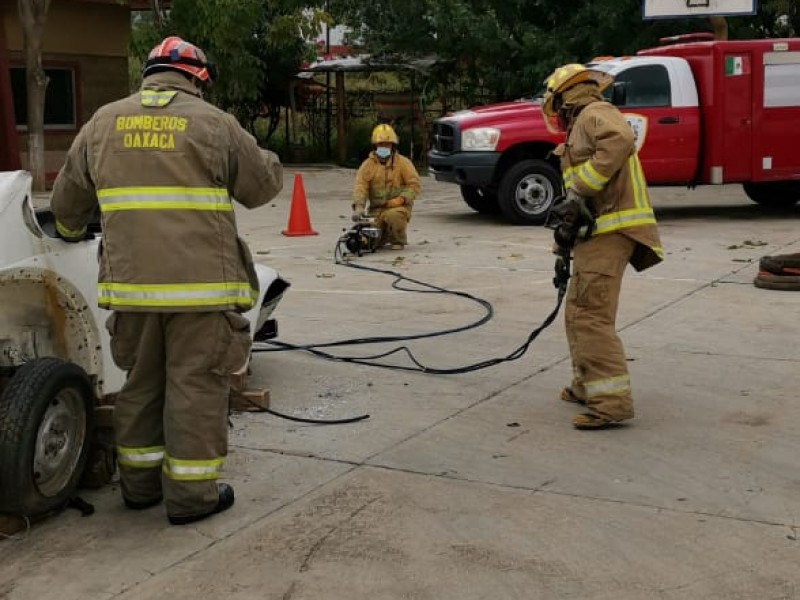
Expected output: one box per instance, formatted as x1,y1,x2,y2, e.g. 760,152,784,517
642,0,757,19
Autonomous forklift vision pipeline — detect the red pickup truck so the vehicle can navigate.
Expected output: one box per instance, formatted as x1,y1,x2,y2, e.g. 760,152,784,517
428,36,800,225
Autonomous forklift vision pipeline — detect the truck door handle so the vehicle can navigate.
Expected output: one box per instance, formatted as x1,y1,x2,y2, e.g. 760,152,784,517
658,116,680,124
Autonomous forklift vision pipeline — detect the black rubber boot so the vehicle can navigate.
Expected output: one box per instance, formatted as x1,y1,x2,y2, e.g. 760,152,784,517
168,484,235,526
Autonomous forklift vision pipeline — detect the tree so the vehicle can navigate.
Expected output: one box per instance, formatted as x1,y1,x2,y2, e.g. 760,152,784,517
733,0,799,37
328,0,782,106
130,0,325,143
18,0,51,192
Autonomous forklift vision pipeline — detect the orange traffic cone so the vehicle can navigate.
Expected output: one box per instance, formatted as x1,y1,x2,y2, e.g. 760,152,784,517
282,173,318,237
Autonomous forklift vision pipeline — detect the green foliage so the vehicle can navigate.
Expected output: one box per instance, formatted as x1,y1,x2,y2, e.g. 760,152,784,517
733,0,799,37
328,0,794,104
129,0,326,140
167,0,264,107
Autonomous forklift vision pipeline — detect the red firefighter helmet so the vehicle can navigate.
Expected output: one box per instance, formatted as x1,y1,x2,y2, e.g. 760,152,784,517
142,36,215,84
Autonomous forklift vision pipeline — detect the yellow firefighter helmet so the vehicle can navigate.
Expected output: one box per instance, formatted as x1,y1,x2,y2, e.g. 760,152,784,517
541,63,615,118
371,124,399,145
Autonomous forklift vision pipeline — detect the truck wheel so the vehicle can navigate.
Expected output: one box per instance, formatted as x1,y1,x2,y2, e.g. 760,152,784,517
743,182,800,209
497,159,562,225
460,186,500,214
0,357,94,516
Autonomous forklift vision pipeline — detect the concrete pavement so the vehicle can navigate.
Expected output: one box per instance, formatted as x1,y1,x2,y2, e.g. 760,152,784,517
1,168,799,599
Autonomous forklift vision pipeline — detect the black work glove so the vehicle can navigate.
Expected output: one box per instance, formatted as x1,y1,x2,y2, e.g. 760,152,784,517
558,189,594,227
552,189,595,246
553,224,577,250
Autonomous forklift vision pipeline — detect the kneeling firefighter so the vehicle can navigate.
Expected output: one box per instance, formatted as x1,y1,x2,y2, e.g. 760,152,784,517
542,63,664,429
351,124,421,250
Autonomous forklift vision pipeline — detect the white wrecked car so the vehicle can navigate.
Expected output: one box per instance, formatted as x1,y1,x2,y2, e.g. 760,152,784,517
0,171,289,518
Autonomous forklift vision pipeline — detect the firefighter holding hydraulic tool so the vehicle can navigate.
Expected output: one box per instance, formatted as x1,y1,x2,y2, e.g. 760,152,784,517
542,63,664,430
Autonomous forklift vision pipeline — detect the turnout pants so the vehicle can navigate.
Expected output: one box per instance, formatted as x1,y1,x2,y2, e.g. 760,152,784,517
565,233,636,420
108,311,251,517
374,206,411,246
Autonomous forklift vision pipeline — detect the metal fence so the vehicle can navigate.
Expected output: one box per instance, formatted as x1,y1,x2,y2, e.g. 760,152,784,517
285,78,502,166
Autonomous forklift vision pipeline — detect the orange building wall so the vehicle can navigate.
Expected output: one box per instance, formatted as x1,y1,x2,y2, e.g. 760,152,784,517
3,0,130,57
1,0,131,178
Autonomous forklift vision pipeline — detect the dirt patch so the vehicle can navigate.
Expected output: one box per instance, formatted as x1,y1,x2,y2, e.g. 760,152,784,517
722,411,771,427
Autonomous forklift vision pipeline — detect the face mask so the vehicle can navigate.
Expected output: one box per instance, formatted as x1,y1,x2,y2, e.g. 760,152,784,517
375,147,392,159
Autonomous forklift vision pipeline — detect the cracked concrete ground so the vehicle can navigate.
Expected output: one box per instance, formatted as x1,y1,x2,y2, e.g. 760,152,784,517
2,168,799,599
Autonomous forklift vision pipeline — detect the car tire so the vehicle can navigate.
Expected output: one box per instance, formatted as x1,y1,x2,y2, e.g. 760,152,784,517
759,253,800,276
743,182,800,209
753,270,800,291
460,185,500,214
497,159,562,225
0,357,94,516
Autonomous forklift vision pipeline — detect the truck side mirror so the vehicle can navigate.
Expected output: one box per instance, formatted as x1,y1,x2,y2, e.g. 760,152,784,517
611,82,627,107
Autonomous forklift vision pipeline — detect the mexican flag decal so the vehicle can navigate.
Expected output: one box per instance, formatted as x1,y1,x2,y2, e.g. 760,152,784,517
725,56,744,76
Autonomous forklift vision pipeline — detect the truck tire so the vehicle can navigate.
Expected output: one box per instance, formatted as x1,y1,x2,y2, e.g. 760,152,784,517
460,185,500,214
497,159,562,225
743,182,800,209
0,357,94,516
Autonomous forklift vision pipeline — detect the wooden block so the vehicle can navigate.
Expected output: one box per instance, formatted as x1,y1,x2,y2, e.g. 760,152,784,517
0,514,28,539
229,361,252,392
230,388,271,412
80,443,117,490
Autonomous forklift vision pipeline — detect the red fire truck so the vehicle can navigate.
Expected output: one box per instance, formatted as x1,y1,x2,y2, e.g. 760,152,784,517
428,35,800,225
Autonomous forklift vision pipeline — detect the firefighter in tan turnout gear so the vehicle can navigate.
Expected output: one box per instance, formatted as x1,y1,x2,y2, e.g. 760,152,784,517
50,36,283,524
352,124,421,250
541,63,663,430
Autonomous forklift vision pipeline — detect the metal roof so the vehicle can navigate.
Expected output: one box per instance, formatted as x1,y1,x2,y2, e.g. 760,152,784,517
297,55,440,76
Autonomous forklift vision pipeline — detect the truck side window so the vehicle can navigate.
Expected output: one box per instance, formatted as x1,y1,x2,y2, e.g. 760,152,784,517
609,65,671,108
764,53,800,107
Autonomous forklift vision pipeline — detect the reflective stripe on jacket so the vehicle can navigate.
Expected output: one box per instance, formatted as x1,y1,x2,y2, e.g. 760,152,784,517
557,99,663,272
352,152,421,213
97,186,232,212
51,71,283,312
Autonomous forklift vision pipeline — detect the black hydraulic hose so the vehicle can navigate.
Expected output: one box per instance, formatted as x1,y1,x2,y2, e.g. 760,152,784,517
261,407,370,425
232,388,370,425
251,240,570,375
261,242,494,351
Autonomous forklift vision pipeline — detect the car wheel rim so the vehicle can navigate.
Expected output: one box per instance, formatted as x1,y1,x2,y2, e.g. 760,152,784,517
34,387,87,497
515,174,554,216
